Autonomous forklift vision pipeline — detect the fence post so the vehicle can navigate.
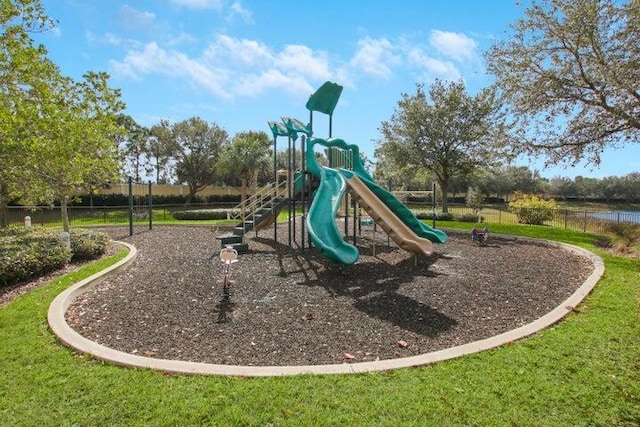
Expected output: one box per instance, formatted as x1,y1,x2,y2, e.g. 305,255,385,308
128,176,133,236
583,210,587,233
148,181,153,231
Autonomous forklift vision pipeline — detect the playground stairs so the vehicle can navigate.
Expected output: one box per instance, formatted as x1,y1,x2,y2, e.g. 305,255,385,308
216,180,291,253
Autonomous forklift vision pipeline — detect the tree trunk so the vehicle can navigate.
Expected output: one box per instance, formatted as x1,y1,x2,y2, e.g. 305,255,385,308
60,196,71,232
186,186,197,206
438,179,450,213
240,177,248,205
250,171,258,196
0,182,9,228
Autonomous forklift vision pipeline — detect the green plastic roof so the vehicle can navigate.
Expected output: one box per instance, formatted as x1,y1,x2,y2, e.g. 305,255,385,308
282,116,312,137
268,120,289,139
305,81,343,115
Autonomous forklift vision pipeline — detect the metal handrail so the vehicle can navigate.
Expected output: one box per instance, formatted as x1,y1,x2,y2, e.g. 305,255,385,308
228,179,289,222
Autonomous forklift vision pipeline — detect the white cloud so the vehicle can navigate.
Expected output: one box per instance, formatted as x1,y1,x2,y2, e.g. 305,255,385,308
166,32,198,47
276,45,332,81
350,37,400,80
227,1,253,23
170,0,224,10
110,42,230,98
110,35,335,99
429,30,477,61
234,70,314,97
406,47,462,81
115,5,157,33
205,35,273,66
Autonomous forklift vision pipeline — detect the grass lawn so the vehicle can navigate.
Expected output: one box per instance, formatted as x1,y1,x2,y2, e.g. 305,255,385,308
1,224,638,426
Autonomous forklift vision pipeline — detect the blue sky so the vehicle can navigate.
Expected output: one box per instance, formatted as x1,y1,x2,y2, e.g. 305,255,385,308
34,0,640,180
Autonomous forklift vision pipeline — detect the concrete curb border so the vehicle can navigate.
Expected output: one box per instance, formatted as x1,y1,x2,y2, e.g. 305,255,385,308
48,239,605,377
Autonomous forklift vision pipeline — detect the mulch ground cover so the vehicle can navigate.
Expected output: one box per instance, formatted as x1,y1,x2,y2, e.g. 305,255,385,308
63,223,594,367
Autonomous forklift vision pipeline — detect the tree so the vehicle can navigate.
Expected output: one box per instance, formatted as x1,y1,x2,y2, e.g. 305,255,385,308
0,0,57,226
377,80,509,212
466,186,485,219
148,119,176,184
219,131,271,203
475,166,544,203
547,176,577,200
372,146,424,191
30,71,125,231
117,114,148,182
172,117,227,204
574,176,599,201
486,0,640,166
595,176,622,203
620,172,640,203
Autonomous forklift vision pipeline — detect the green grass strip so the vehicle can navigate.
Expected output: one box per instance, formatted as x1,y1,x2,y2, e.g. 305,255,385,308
1,227,638,426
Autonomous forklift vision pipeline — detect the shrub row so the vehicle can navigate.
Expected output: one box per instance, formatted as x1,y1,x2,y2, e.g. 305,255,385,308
172,208,485,223
414,211,483,223
69,193,241,207
172,209,239,220
0,227,109,288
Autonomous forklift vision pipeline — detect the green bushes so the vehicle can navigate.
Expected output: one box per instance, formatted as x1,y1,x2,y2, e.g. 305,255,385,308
509,194,558,225
456,213,483,223
172,209,238,220
0,227,109,287
414,211,454,221
69,229,110,260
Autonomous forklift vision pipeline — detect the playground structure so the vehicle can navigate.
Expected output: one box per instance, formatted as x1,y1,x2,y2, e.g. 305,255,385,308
217,81,447,264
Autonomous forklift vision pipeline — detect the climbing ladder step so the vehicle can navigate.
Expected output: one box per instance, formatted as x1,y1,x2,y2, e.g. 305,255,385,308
217,233,243,245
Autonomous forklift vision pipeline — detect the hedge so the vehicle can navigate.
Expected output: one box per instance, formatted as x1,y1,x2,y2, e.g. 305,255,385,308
0,227,109,288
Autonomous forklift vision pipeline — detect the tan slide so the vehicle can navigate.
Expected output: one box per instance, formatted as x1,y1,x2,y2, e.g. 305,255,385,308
344,173,434,257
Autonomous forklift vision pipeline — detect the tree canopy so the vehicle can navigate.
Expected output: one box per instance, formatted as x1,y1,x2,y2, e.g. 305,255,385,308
0,0,58,225
218,131,272,203
172,117,228,204
486,0,640,166
376,79,508,212
2,0,125,230
30,71,125,231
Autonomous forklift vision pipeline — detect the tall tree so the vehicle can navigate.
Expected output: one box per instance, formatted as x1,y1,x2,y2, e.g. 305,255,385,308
574,176,599,201
30,71,125,231
595,176,622,203
486,0,640,166
0,0,57,226
117,114,147,182
172,117,227,204
377,80,508,212
620,172,640,203
547,176,577,200
219,131,271,203
148,119,176,184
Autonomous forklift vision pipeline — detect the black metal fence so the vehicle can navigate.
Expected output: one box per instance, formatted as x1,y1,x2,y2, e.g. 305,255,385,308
5,203,640,235
5,202,233,228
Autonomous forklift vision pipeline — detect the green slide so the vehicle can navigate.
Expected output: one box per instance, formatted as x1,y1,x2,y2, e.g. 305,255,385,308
345,169,448,244
311,137,447,244
305,164,359,264
305,136,446,265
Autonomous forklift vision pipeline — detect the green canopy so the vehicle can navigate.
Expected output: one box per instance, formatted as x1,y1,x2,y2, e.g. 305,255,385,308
268,120,289,139
282,116,312,137
305,81,343,115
